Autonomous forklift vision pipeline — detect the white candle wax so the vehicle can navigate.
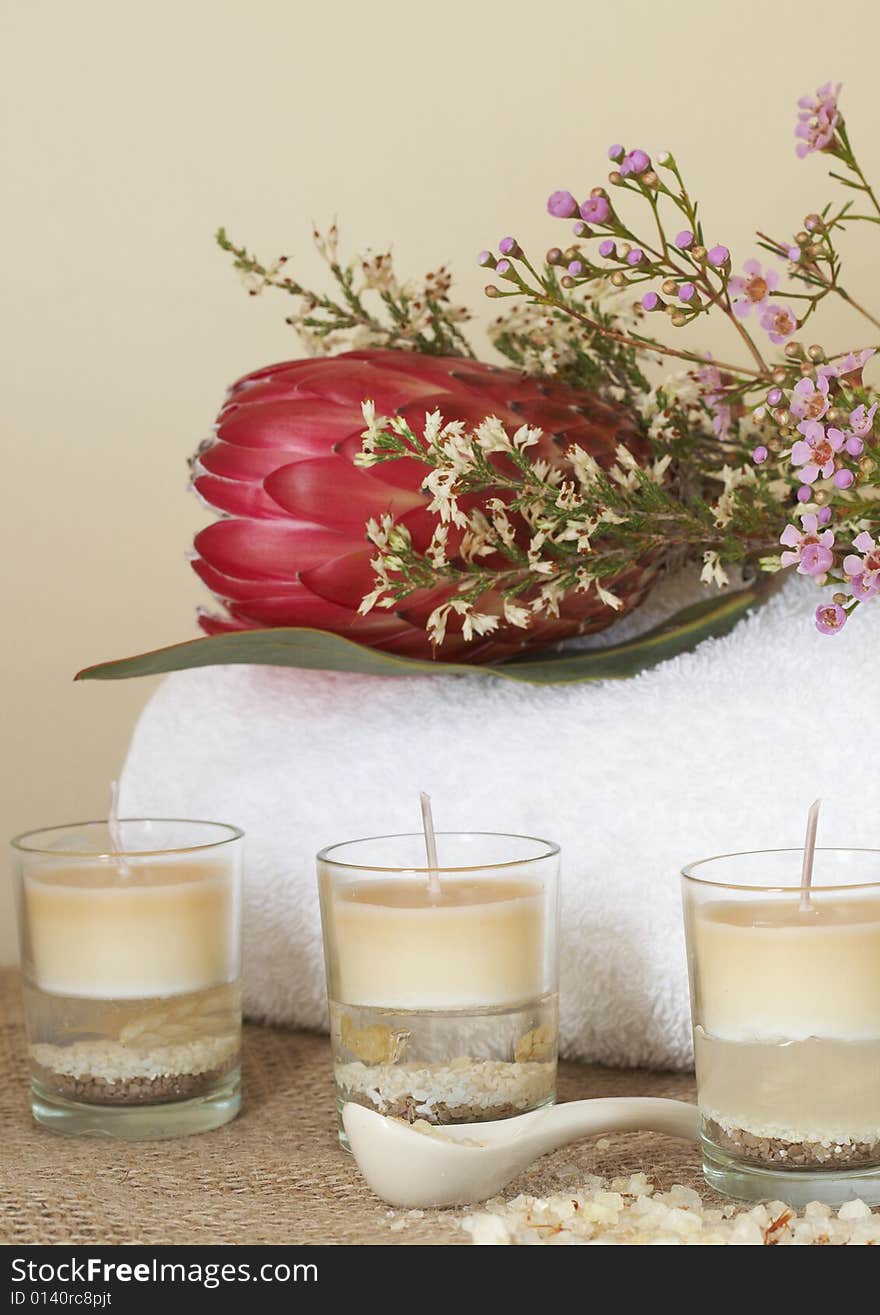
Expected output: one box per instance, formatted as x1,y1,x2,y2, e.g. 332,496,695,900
24,859,239,999
328,877,546,1009
692,896,880,1042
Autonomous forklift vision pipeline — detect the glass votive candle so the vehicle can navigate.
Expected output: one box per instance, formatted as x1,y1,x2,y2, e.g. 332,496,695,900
317,833,560,1145
11,818,243,1139
682,848,880,1206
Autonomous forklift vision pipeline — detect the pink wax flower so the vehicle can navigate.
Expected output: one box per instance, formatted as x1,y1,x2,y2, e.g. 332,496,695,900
780,511,835,576
547,190,579,218
580,195,611,224
790,374,831,423
844,531,880,600
760,303,798,344
815,602,848,634
697,360,732,440
796,82,842,157
792,420,845,483
620,149,651,177
825,348,875,378
850,401,878,438
729,259,779,319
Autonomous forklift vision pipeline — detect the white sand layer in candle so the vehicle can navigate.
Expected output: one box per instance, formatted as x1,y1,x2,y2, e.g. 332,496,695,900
30,1035,238,1083
336,1056,555,1121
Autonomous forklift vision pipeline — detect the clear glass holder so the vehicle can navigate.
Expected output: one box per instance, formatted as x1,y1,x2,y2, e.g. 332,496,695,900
12,818,244,1140
682,848,880,1206
317,832,560,1149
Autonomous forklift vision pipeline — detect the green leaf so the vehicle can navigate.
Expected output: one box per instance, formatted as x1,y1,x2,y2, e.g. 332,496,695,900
76,577,779,687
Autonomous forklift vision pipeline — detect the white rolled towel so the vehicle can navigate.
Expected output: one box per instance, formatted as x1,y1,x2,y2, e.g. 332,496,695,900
119,575,880,1070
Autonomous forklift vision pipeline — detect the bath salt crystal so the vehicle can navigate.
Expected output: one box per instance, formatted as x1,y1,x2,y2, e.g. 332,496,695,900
460,1173,880,1246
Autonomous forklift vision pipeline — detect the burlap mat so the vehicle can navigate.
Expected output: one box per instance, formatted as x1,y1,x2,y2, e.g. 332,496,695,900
0,969,709,1245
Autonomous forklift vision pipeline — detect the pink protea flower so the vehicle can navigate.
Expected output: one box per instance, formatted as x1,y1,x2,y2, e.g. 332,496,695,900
190,349,654,661
729,259,778,319
780,511,835,576
850,401,878,438
796,82,842,157
815,601,848,634
791,420,845,484
843,531,880,600
789,374,831,423
760,304,798,344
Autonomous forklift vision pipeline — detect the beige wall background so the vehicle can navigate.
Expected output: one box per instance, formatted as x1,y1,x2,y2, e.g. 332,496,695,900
3,0,879,963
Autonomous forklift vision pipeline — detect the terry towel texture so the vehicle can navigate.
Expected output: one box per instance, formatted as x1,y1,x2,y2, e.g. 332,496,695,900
119,576,880,1069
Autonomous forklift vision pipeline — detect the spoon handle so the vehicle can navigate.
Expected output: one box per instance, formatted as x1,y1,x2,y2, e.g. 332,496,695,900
520,1097,700,1159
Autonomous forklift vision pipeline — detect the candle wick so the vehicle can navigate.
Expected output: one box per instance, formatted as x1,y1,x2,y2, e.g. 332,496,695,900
109,780,133,879
419,791,441,900
799,797,821,912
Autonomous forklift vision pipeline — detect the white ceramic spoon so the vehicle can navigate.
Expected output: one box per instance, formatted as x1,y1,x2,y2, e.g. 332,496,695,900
343,1097,700,1208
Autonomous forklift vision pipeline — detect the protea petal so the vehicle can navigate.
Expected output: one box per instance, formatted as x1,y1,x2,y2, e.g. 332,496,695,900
195,519,361,581
216,400,363,453
264,456,425,527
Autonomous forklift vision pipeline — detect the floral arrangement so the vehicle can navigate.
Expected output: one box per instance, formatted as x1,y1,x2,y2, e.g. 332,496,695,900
207,81,879,655
79,82,880,684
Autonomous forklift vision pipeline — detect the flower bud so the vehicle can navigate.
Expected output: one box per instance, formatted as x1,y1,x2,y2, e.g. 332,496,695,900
807,344,825,363
608,170,623,185
753,445,769,464
598,239,616,259
833,592,848,604
691,245,707,262
799,361,814,377
834,468,855,489
641,291,662,311
796,231,810,246
477,250,497,269
772,367,788,384
804,213,824,232
662,279,678,295
642,170,660,188
568,260,584,277
670,310,687,327
560,275,576,289
826,407,842,424
498,236,522,259
547,190,578,219
573,221,592,238
607,144,625,161
484,285,502,298
674,230,694,250
610,270,627,287
707,244,730,268
784,341,805,359
546,247,565,266
773,408,792,426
